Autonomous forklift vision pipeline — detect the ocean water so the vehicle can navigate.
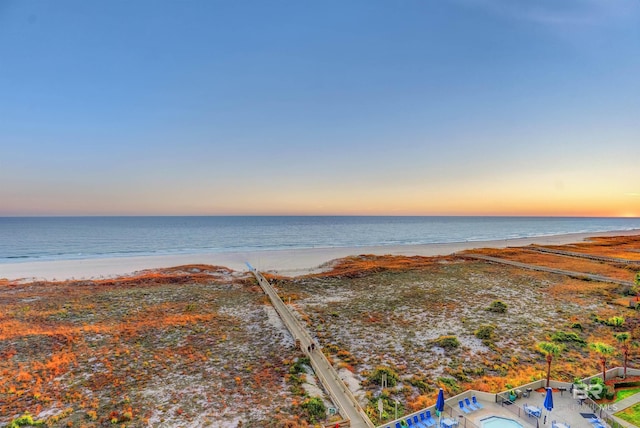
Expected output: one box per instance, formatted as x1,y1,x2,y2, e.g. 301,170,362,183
1,216,639,264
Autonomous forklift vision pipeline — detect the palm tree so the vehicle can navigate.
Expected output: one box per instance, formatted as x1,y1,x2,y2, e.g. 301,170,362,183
590,342,615,383
614,332,631,379
537,342,564,388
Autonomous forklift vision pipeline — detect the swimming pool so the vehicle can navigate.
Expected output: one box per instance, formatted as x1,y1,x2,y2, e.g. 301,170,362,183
480,416,525,428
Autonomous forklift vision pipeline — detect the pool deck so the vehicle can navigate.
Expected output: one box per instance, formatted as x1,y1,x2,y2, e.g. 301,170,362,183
468,391,607,428
380,369,640,428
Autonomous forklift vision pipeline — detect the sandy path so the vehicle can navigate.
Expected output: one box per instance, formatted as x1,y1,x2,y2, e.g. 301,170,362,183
1,229,639,281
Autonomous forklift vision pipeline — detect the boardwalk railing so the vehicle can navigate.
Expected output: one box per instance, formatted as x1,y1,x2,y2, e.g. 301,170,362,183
249,266,374,428
464,254,634,287
528,246,640,265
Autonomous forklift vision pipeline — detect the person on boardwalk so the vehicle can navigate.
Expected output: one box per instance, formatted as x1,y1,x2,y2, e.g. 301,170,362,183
311,343,316,351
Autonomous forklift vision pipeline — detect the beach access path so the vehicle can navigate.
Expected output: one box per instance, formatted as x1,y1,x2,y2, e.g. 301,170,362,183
528,246,640,265
464,254,635,287
247,264,374,428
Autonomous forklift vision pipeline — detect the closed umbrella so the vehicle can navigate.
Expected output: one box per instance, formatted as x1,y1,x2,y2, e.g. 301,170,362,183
543,387,554,424
436,388,445,422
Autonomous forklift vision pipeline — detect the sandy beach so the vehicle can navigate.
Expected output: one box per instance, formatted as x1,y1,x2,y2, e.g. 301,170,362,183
1,229,639,282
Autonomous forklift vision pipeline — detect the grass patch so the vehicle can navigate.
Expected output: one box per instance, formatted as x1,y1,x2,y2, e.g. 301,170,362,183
616,387,640,402
615,402,640,425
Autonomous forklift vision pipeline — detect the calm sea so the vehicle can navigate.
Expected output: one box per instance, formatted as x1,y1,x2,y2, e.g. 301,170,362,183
1,216,639,264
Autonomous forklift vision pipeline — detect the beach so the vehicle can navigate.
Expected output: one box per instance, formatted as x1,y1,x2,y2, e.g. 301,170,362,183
2,229,639,282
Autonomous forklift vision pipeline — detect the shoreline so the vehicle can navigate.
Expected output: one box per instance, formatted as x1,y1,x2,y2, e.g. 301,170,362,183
2,229,639,281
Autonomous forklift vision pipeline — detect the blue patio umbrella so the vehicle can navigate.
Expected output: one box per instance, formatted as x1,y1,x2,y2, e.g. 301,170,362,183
543,387,554,424
435,388,445,418
543,387,554,411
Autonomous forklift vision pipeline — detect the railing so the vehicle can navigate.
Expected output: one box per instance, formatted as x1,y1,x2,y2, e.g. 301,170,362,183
600,414,624,428
582,396,623,428
528,246,640,265
498,395,538,428
446,404,480,428
325,419,351,427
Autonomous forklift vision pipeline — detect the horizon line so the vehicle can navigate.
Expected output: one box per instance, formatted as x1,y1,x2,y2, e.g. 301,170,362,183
1,214,639,219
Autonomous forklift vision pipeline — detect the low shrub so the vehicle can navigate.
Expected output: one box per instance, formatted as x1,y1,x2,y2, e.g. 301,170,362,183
407,375,433,394
7,413,45,428
302,397,326,422
604,316,625,327
432,335,460,350
437,376,461,393
369,366,399,387
550,331,586,346
290,357,310,374
474,324,495,340
487,300,507,313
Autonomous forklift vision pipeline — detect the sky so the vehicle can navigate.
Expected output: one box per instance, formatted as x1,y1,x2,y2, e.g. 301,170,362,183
1,0,639,217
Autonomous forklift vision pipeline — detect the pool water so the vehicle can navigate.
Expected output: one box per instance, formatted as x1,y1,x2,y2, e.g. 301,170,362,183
481,416,525,428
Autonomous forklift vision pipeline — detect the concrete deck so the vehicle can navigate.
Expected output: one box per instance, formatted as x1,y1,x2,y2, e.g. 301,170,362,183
383,391,617,428
497,389,605,428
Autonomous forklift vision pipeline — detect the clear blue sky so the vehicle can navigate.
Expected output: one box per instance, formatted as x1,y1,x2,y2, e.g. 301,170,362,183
1,0,639,216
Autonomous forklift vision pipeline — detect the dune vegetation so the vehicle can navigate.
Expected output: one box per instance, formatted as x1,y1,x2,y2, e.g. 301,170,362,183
1,235,639,427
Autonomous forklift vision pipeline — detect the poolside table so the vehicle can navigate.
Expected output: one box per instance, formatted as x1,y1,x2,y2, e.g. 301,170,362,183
524,405,542,418
441,417,458,428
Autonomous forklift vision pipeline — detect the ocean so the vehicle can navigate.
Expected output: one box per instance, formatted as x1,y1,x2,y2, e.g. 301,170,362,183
1,216,639,264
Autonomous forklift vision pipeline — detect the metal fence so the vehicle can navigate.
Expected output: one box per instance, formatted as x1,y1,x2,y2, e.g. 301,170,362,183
430,404,481,428
582,396,626,428
497,394,539,428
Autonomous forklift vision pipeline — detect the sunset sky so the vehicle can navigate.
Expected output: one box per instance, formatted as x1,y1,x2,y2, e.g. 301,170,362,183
1,0,639,216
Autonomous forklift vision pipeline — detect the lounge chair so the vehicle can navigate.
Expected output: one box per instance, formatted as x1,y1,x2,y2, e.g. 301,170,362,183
459,400,471,414
419,412,431,427
396,423,403,428
464,398,478,411
406,417,414,426
589,418,606,428
419,411,434,427
412,415,427,428
424,410,436,426
472,396,484,409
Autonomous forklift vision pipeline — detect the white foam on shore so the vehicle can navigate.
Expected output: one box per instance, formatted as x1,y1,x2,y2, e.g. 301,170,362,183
1,229,638,282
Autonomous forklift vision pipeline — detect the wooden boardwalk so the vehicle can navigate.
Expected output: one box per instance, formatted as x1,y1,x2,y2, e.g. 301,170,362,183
528,246,640,265
464,254,635,287
247,263,374,428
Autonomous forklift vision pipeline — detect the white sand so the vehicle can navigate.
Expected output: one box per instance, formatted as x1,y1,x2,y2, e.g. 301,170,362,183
1,229,639,282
